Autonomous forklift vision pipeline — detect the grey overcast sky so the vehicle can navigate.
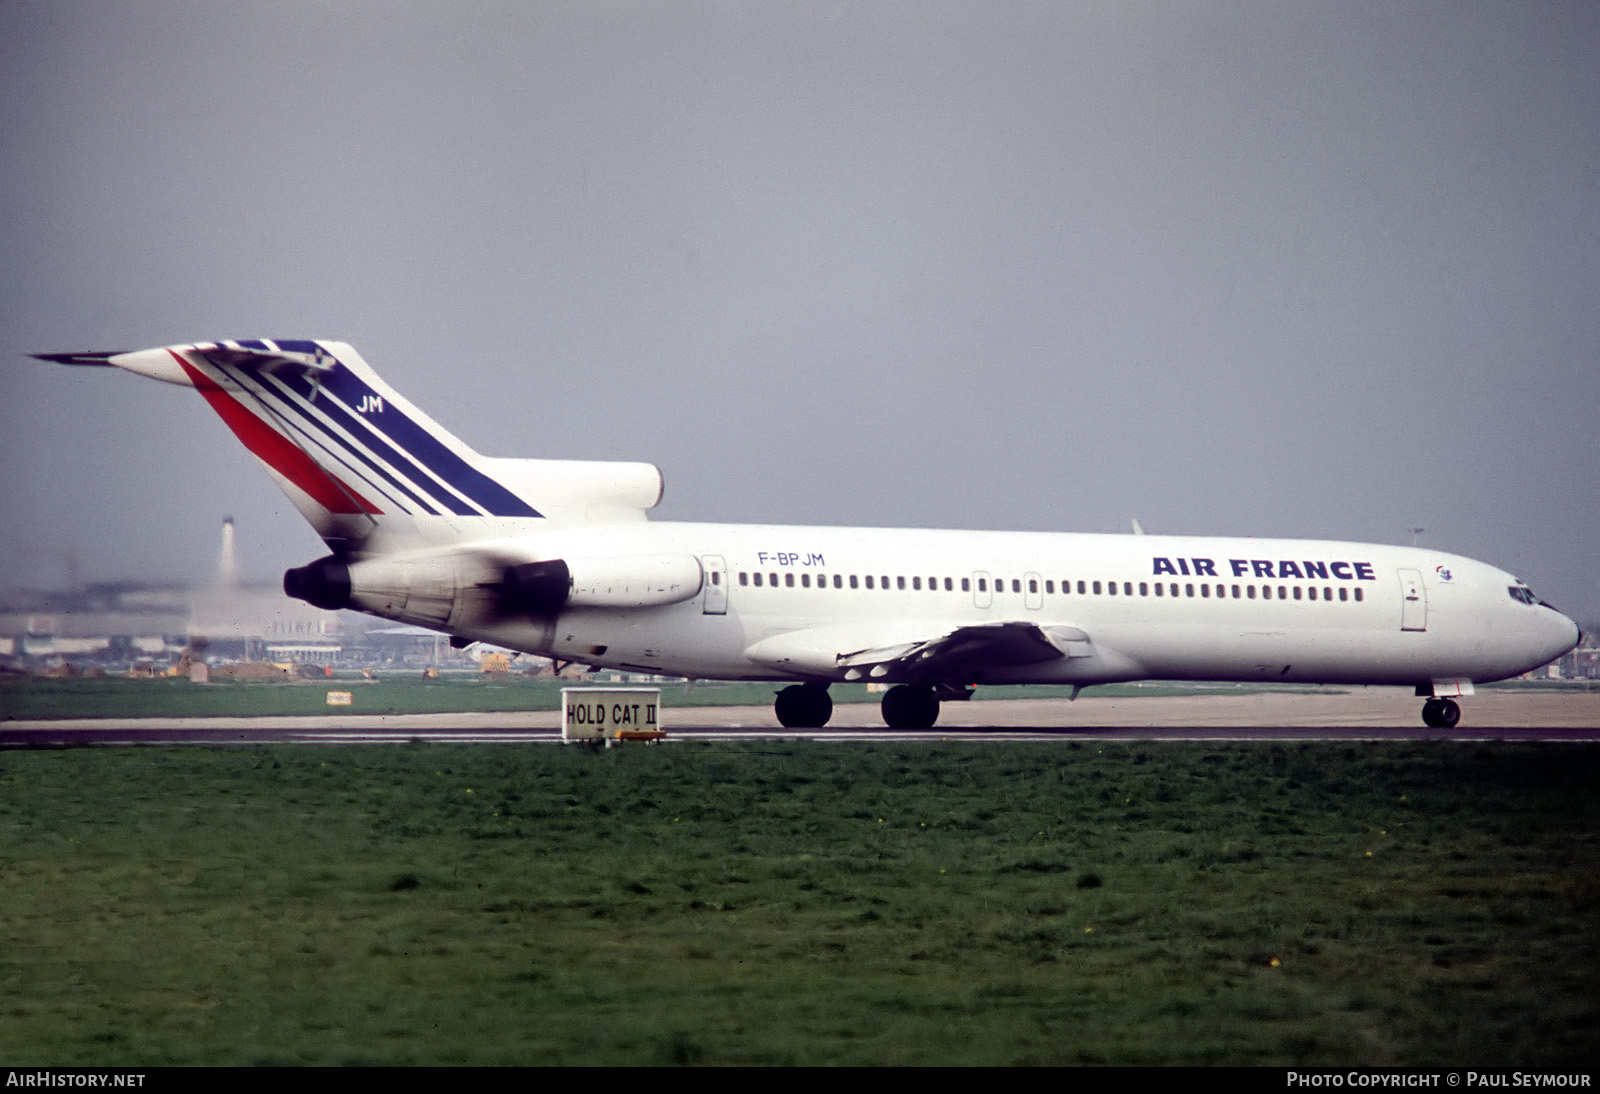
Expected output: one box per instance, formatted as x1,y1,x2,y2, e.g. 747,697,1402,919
3,1,1597,619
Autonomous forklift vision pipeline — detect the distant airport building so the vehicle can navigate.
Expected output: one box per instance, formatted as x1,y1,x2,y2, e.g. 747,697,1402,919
1559,633,1599,680
0,518,348,671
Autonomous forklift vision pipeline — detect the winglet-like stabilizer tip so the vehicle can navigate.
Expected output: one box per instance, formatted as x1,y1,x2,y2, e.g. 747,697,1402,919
33,346,195,385
30,351,126,366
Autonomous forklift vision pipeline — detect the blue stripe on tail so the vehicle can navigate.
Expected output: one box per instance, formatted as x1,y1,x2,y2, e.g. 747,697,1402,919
244,341,542,519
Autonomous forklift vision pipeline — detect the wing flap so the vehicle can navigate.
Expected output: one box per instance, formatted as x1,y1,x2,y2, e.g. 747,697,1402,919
747,620,1094,682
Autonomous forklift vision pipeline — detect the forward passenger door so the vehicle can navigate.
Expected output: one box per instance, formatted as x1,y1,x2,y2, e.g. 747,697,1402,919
1397,568,1426,631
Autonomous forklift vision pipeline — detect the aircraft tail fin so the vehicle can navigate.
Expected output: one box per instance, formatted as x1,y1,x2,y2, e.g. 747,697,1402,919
34,340,662,551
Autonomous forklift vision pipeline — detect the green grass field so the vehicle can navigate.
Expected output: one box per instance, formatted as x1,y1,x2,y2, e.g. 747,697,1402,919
2,740,1596,1065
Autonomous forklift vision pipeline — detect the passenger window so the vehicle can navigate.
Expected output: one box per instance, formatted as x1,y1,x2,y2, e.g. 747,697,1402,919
961,577,970,592
944,577,953,591
1012,579,1022,593
849,575,859,589
978,578,987,592
1124,582,1132,596
1293,586,1302,600
1231,585,1240,599
1078,581,1087,594
770,573,778,587
865,575,874,589
753,573,763,587
1045,580,1054,594
739,572,749,586
1154,583,1163,596
801,574,810,588
1093,581,1102,595
1028,579,1038,594
1339,587,1348,601
1247,585,1256,599
1185,583,1194,597
1201,584,1209,598
785,573,794,588
1355,588,1364,602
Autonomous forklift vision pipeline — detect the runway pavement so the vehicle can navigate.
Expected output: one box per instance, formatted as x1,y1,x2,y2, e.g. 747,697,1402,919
2,689,1595,747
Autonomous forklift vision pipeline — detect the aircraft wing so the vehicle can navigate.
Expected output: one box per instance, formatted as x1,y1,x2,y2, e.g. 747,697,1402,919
746,620,1094,682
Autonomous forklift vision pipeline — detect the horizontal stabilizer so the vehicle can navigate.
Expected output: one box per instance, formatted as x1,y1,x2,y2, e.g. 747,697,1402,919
199,344,338,377
30,351,127,367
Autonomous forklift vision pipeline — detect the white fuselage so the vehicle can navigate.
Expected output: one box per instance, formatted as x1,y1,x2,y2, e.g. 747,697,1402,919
437,522,1577,689
45,341,1576,708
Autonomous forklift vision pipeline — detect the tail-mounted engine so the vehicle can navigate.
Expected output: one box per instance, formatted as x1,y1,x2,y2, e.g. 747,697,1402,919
284,551,704,629
497,554,705,613
284,554,463,628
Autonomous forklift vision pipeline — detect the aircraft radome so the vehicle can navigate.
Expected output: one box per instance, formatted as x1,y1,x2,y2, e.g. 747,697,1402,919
34,341,1580,729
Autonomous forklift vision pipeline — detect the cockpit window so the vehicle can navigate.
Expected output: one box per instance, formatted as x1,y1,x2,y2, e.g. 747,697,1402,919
1507,584,1559,611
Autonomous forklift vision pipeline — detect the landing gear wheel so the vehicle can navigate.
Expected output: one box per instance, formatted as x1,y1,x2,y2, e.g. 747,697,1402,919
774,683,833,728
1421,697,1461,728
881,684,940,729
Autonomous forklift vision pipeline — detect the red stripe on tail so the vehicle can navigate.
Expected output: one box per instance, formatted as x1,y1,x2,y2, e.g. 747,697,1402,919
172,351,383,516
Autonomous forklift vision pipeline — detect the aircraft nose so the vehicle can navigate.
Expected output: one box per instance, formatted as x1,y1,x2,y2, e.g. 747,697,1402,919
1543,608,1581,665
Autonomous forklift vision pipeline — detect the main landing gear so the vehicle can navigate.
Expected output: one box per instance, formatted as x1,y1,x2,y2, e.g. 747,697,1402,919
772,682,961,730
774,683,833,728
1421,697,1461,729
771,683,946,730
881,684,940,729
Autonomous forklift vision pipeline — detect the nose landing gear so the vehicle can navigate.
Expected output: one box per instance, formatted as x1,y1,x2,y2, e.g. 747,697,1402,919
1421,697,1461,728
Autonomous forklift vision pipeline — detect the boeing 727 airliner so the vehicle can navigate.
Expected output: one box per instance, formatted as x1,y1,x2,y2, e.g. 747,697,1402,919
35,340,1579,729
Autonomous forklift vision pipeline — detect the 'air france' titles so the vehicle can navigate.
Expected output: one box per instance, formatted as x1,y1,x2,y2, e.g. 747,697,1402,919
1153,557,1377,581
